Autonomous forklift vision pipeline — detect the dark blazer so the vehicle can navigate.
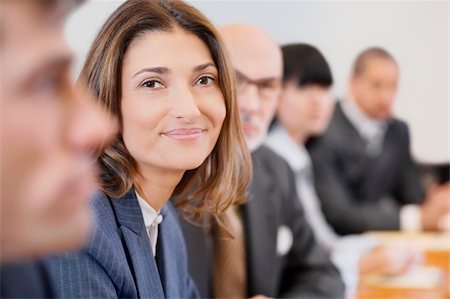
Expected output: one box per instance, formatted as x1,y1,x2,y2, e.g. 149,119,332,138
47,188,198,298
0,260,54,298
309,102,424,235
180,146,345,298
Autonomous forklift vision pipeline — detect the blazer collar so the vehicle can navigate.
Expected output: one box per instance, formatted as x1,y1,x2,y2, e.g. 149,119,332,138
110,188,145,235
335,102,367,152
341,98,387,141
110,187,167,298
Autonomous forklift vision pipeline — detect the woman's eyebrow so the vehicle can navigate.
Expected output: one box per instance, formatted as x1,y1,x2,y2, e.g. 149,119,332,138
193,62,216,72
133,63,216,78
133,67,169,78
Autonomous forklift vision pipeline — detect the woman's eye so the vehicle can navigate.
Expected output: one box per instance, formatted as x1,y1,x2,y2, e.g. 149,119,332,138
195,76,215,86
142,80,163,89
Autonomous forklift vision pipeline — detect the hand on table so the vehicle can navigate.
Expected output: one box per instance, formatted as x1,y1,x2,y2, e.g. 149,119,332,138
421,182,450,231
360,244,422,276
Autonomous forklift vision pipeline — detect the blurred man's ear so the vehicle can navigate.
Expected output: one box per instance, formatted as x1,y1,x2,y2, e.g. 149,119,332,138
347,75,356,98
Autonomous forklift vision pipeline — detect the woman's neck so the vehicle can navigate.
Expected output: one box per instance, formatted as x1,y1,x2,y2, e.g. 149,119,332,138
133,165,184,212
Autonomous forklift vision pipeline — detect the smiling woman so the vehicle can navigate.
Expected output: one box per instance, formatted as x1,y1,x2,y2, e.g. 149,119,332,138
81,0,250,214
121,29,227,194
47,0,251,298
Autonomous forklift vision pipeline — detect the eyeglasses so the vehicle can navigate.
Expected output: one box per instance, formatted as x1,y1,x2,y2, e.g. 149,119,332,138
235,70,281,100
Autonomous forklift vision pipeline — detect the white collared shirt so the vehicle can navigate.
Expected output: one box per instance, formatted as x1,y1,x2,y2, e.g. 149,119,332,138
266,125,339,248
341,98,387,143
266,125,378,296
135,191,163,256
341,98,388,156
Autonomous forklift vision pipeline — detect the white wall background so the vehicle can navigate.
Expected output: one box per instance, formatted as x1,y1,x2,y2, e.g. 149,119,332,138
65,0,449,163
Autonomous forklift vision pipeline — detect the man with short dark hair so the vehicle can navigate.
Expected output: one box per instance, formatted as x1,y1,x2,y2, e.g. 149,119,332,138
309,47,449,235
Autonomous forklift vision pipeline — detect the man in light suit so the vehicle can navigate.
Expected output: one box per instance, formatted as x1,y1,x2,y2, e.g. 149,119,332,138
309,47,450,235
0,0,115,297
180,24,344,298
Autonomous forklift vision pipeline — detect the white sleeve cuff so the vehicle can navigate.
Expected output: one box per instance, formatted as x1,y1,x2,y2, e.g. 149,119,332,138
400,204,422,231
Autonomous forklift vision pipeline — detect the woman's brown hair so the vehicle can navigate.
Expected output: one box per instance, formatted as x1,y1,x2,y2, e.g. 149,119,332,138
80,0,251,216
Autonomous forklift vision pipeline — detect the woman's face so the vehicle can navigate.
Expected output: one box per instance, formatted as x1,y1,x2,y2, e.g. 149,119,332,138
278,82,334,139
121,27,226,175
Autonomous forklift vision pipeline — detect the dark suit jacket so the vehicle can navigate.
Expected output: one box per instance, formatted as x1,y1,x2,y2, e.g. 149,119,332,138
47,188,198,298
309,102,424,235
0,260,54,298
180,146,345,298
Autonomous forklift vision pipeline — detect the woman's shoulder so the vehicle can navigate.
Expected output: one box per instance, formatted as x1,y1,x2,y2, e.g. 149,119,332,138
86,190,123,245
90,191,116,222
79,191,127,264
90,190,111,208
46,191,131,298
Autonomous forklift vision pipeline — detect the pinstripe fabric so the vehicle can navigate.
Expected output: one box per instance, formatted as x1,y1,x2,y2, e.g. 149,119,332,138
47,188,199,298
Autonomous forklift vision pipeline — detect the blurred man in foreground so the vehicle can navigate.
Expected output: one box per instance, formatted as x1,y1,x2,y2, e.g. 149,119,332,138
0,0,115,297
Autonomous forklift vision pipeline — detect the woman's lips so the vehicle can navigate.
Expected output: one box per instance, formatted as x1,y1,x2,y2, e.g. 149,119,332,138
242,123,258,134
162,128,205,141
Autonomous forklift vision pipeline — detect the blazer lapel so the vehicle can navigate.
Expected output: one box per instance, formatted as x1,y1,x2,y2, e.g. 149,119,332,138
110,189,165,298
362,123,399,198
335,103,367,154
243,151,278,295
337,103,399,200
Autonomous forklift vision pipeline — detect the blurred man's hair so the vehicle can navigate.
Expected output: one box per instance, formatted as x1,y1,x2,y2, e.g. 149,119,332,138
352,47,397,78
42,0,85,12
0,0,85,43
13,0,84,23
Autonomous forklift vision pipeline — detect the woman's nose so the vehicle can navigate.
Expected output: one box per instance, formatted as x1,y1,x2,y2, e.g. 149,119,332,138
169,86,201,122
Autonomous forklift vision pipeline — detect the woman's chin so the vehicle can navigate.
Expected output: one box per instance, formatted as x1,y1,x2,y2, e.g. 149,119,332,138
183,162,206,171
173,157,208,171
